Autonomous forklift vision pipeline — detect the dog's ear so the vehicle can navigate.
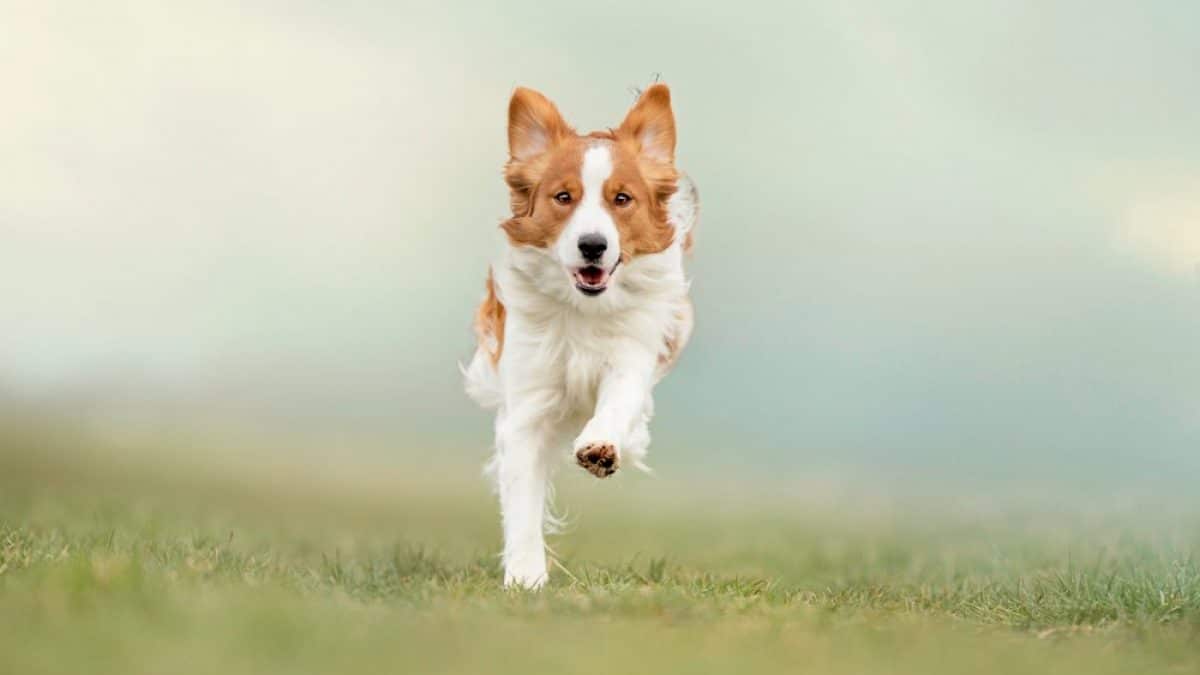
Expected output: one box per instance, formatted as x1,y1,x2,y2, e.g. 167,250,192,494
508,87,570,161
618,83,675,164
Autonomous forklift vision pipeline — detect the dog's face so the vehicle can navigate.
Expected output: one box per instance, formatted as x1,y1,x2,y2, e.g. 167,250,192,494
501,85,679,297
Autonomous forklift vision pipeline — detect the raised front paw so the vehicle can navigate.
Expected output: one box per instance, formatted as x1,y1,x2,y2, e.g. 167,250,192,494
574,441,619,478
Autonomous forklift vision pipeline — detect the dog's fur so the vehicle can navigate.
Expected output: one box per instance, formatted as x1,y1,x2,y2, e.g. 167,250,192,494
463,84,697,588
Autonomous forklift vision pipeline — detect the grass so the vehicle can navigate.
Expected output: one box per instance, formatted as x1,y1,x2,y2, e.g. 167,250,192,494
2,419,1200,673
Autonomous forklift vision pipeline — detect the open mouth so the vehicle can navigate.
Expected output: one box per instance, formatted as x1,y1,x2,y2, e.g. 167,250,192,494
573,265,612,296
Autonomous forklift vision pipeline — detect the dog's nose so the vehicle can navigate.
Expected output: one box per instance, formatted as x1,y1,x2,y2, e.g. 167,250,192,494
578,234,607,262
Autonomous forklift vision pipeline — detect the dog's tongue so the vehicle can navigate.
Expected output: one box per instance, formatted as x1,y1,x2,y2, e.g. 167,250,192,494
577,266,606,285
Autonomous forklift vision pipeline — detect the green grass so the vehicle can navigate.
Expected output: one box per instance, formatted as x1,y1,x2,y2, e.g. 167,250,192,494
3,421,1200,674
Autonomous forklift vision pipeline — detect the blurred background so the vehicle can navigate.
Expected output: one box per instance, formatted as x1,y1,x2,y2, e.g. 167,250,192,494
2,1,1197,487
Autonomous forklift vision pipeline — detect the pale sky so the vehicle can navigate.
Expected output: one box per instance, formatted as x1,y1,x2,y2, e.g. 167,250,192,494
2,1,1197,478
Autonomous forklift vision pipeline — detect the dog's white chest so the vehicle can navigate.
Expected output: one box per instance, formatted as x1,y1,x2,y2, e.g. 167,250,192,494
523,317,617,415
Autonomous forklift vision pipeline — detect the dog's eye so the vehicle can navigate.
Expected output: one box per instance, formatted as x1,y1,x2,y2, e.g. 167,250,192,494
613,192,632,207
553,191,572,205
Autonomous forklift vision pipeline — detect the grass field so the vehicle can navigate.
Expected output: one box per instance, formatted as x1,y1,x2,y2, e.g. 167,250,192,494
2,420,1199,674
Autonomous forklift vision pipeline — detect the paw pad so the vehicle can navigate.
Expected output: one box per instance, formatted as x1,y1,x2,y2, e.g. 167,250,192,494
575,442,618,478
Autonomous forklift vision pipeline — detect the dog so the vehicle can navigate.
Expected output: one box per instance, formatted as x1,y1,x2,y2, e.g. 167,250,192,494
462,84,698,588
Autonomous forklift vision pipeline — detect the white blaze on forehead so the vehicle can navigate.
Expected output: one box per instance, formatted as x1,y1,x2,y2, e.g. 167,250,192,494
580,144,613,202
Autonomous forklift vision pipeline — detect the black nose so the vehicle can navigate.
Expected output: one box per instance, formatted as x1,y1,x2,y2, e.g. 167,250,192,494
578,234,607,262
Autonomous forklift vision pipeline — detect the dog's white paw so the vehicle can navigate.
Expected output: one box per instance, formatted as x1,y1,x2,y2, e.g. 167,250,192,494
503,551,548,590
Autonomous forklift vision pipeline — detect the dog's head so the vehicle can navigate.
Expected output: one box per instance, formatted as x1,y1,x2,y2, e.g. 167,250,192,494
501,85,680,299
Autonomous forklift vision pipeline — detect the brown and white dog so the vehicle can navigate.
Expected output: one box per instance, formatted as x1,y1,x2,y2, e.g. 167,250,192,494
463,84,697,588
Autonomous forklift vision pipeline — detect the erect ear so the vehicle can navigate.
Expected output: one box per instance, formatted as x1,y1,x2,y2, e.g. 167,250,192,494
507,87,570,161
618,83,676,163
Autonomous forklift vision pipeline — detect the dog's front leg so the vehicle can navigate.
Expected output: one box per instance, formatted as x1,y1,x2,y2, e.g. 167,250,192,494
574,349,655,478
493,404,554,589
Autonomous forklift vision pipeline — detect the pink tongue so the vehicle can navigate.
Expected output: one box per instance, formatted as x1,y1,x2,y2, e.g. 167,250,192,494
579,268,605,285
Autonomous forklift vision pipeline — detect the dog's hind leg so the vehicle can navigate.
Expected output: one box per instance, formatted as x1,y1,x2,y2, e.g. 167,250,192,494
622,414,652,472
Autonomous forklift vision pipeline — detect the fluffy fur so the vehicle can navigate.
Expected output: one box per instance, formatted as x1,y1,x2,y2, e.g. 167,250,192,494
463,84,698,588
